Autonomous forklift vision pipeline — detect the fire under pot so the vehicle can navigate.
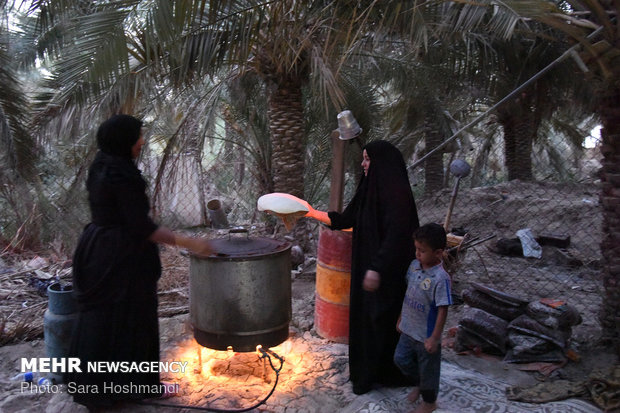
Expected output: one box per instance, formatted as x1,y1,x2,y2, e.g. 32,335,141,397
189,229,292,352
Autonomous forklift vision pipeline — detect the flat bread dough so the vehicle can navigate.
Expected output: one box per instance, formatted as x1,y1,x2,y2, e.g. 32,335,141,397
257,193,309,231
257,193,309,214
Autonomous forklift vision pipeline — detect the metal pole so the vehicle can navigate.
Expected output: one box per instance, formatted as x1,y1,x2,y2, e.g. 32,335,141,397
329,129,346,212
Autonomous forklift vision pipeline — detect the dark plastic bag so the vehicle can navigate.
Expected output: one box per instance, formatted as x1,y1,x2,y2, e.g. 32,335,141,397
526,300,582,329
494,238,523,256
508,315,571,349
462,289,526,321
459,307,508,353
504,347,566,364
454,325,505,355
507,331,557,356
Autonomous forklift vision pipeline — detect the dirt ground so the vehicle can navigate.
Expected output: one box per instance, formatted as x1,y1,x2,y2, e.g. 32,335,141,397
0,269,615,413
0,179,616,411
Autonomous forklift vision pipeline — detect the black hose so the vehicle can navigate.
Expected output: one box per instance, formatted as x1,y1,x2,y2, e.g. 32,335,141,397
137,347,284,412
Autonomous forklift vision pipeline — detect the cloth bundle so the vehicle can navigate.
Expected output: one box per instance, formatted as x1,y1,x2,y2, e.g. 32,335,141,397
507,364,620,410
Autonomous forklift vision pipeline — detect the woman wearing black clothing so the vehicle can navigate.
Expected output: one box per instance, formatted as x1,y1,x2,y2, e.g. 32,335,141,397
307,140,419,394
68,114,212,408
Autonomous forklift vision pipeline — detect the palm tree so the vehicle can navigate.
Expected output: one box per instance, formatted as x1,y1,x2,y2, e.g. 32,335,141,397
361,2,591,192
15,0,453,251
0,1,36,179
371,54,476,195
435,1,597,182
0,1,46,249
493,36,591,181
12,2,500,186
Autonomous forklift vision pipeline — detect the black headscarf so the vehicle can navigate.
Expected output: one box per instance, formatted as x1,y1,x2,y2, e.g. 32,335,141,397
351,140,416,215
363,140,411,193
88,114,145,200
96,114,143,159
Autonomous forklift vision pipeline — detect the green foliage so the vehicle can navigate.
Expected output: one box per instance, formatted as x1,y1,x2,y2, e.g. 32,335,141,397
0,0,612,253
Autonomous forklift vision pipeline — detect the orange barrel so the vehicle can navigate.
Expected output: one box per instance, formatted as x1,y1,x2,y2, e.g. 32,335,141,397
314,226,352,343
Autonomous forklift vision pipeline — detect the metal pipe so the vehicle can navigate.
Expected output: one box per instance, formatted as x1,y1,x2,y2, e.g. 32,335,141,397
329,129,346,212
207,199,229,229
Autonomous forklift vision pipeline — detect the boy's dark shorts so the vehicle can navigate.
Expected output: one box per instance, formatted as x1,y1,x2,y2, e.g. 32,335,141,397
393,333,441,392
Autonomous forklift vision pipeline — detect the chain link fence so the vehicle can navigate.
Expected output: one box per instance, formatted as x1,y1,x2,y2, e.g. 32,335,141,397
135,130,604,337
411,133,603,345
0,126,605,345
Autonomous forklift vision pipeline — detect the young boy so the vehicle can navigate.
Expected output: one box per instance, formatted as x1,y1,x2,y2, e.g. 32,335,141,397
394,223,452,413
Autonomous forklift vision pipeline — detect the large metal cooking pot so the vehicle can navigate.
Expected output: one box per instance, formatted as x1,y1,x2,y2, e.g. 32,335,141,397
189,229,291,352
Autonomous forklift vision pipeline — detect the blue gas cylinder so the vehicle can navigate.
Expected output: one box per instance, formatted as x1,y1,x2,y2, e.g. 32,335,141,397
43,282,77,384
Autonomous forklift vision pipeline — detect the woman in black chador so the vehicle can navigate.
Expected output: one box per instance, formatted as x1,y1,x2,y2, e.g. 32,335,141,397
307,140,419,394
68,114,211,408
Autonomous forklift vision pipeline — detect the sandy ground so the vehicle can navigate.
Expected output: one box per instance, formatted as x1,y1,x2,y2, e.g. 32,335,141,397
0,179,615,412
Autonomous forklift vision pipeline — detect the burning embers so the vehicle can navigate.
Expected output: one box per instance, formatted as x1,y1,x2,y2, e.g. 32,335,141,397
159,338,286,410
158,329,356,411
168,339,283,382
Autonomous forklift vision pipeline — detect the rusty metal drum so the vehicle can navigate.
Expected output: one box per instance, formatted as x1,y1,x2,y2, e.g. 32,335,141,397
314,226,352,343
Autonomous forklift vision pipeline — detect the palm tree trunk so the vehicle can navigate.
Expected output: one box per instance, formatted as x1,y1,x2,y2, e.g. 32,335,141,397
598,85,620,355
424,118,444,195
267,77,311,252
498,96,536,181
471,134,494,187
268,78,305,198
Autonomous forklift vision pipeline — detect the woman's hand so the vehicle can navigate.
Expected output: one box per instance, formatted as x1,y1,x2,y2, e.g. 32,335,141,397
149,227,214,256
176,236,214,256
363,270,380,291
306,209,332,225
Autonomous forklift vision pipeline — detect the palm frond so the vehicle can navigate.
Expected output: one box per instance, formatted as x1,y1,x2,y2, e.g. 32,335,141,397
434,0,535,40
151,76,229,207
499,0,618,80
0,22,36,178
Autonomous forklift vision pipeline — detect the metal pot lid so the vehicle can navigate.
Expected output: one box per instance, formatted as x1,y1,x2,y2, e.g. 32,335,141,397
197,229,290,259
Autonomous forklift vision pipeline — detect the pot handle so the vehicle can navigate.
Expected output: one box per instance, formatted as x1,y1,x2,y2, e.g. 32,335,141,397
228,228,249,240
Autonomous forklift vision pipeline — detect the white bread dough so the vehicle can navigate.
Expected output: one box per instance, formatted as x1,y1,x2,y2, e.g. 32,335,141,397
257,193,309,214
